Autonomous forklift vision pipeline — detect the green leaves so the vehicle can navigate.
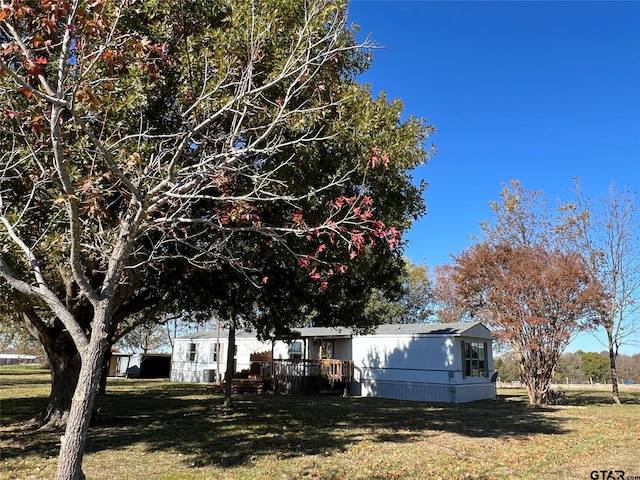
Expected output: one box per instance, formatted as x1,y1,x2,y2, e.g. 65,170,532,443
0,0,432,348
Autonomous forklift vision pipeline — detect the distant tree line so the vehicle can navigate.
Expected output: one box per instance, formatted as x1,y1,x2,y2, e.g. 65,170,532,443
495,351,640,385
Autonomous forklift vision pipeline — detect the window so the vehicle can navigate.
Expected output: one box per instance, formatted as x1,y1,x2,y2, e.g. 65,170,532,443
320,340,334,359
463,341,487,378
288,340,303,360
212,342,219,362
188,343,197,362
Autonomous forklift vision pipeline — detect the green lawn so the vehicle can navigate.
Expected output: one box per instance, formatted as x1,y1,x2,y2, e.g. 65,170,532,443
1,367,639,480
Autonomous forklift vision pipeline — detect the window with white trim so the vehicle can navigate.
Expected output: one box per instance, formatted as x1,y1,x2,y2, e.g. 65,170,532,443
188,343,197,362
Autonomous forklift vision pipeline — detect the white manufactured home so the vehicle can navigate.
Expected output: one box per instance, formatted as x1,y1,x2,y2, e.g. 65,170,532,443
171,330,276,383
170,322,496,403
0,349,40,365
350,322,495,403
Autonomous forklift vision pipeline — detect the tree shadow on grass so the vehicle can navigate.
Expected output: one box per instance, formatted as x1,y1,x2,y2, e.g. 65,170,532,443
0,396,61,461
2,381,571,469
542,387,640,406
0,396,49,424
90,384,570,468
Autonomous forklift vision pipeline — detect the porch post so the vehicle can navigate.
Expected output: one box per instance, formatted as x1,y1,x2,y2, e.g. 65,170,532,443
270,338,275,392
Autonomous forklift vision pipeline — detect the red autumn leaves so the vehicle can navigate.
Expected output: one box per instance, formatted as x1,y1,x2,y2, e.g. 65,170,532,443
290,146,399,291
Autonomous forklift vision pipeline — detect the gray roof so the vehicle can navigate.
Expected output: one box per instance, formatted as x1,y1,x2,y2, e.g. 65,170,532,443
176,329,263,341
177,322,490,341
292,326,352,338
371,322,486,336
291,322,488,338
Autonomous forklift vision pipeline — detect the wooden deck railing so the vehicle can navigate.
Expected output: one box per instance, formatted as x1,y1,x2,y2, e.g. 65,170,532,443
319,359,354,383
268,359,354,394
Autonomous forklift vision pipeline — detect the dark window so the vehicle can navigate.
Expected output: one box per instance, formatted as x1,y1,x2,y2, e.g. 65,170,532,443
213,342,219,362
288,341,303,359
188,343,197,362
463,341,487,377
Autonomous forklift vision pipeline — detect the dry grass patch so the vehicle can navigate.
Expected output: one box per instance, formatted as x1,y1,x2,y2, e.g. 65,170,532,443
1,367,639,480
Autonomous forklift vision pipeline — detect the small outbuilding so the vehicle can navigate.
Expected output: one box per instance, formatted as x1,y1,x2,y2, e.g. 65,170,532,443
107,348,133,377
138,353,172,379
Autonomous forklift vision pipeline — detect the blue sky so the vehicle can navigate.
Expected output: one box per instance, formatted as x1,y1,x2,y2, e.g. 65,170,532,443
348,1,640,354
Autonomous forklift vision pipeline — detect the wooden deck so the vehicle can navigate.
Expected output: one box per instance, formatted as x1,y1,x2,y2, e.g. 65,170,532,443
270,359,354,394
210,358,354,396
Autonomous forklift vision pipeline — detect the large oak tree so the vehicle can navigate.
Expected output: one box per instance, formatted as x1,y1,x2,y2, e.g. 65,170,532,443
0,1,432,478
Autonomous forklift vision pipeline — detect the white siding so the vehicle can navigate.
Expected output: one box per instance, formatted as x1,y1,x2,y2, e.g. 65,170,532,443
352,333,459,381
351,333,495,403
170,336,271,383
0,353,39,365
356,379,496,403
453,383,497,403
359,379,455,403
169,323,496,403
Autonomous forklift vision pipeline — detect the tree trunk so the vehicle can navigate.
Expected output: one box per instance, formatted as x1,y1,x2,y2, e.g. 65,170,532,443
224,310,236,407
525,380,548,406
97,348,112,396
521,361,550,406
21,311,82,430
55,319,110,480
608,333,621,404
39,349,82,430
55,301,111,480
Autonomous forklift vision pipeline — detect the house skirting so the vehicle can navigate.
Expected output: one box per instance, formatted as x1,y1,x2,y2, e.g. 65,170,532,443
171,365,210,383
354,379,496,403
